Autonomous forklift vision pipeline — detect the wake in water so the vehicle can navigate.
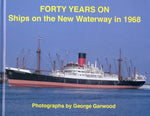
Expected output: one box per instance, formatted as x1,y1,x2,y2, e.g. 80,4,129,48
140,85,150,89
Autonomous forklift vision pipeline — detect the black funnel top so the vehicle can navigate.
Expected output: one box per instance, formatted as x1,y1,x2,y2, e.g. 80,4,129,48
79,53,86,58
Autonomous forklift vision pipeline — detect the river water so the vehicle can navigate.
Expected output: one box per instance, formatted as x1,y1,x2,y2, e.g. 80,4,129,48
0,84,150,116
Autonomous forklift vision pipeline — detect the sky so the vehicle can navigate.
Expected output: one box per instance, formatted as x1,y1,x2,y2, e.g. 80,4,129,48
1,0,150,83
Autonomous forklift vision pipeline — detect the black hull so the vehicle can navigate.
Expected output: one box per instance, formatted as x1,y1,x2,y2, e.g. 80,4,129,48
6,69,145,88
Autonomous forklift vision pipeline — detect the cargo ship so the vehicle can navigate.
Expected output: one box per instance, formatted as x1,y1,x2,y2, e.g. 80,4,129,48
6,38,146,89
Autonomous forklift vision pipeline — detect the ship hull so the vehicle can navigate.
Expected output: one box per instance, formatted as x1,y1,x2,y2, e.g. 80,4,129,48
9,79,142,89
6,69,145,89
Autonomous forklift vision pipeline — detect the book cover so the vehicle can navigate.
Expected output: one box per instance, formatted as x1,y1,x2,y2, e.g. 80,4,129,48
1,0,150,116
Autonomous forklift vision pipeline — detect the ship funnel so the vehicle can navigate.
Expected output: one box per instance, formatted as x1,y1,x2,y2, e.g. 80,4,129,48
78,53,86,67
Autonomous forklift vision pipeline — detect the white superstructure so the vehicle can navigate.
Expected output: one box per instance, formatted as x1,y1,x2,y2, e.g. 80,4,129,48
51,63,119,81
51,62,146,82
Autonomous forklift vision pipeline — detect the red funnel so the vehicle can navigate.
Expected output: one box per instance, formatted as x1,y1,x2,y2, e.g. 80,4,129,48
78,53,86,67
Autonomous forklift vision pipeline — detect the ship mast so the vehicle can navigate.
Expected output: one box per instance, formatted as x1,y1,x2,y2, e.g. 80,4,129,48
118,49,122,81
16,57,19,68
35,37,42,74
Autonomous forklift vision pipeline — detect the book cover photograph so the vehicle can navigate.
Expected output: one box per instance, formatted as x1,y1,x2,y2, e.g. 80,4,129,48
0,0,150,116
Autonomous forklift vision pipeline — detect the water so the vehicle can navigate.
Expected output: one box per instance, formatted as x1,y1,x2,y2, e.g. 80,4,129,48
1,84,150,116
